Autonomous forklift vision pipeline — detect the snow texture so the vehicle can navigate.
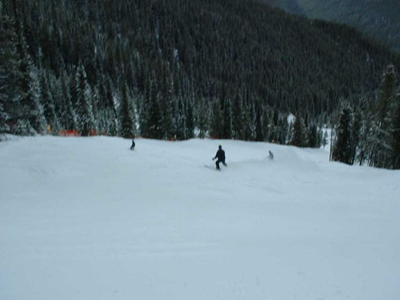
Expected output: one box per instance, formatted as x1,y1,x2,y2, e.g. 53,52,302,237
1,136,399,300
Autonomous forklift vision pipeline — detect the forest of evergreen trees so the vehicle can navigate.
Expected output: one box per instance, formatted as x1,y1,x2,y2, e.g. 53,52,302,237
331,65,400,169
1,0,400,168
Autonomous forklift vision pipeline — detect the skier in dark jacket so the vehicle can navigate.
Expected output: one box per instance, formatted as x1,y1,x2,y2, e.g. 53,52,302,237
130,139,135,150
213,145,227,169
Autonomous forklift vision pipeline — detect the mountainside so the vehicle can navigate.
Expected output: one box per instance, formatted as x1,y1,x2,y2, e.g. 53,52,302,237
1,136,400,299
258,0,400,53
2,0,400,120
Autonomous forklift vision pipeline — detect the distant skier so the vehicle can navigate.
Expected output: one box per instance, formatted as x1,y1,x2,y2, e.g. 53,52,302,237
130,139,135,150
212,145,227,170
268,150,274,160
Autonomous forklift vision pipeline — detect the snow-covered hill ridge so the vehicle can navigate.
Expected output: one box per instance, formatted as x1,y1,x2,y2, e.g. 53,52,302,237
1,136,399,300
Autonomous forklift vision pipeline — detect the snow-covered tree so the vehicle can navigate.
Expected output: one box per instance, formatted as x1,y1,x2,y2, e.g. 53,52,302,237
369,65,397,168
75,61,96,136
58,70,76,131
0,5,19,135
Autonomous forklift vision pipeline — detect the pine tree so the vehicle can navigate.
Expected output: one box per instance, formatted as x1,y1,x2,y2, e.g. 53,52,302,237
210,99,222,139
139,81,151,138
186,100,195,139
391,90,400,169
160,72,174,139
39,69,58,133
59,70,76,131
147,79,163,139
350,109,362,164
0,4,19,135
14,20,38,135
232,93,243,140
307,124,318,148
222,97,232,139
174,93,187,140
332,103,353,165
262,108,270,141
119,84,136,138
291,116,307,147
75,61,96,136
369,65,397,168
277,117,289,144
243,102,254,141
28,66,47,134
255,102,263,142
378,65,396,125
0,101,8,138
198,98,209,139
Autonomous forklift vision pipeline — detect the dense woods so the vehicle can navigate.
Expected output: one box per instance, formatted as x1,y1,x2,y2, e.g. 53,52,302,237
331,65,400,169
1,0,400,168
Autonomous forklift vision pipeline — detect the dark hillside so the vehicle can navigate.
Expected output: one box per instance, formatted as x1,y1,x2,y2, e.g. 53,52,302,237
257,0,400,53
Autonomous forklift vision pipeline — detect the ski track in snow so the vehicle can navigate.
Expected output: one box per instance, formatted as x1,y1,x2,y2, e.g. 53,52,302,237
0,136,399,300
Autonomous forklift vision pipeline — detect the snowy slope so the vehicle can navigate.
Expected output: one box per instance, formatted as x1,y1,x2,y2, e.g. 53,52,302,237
1,136,399,300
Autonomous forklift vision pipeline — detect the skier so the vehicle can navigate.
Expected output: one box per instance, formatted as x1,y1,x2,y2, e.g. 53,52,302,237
212,145,227,170
130,139,135,150
268,150,274,160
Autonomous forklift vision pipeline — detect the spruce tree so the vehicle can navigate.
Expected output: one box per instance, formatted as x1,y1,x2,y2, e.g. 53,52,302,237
262,108,270,142
232,93,243,140
175,93,187,140
147,79,163,139
332,103,353,165
391,90,400,169
291,116,307,147
0,4,19,135
243,102,254,141
14,21,38,135
210,99,222,139
59,70,76,131
160,73,174,139
119,84,136,138
255,102,263,142
75,61,96,136
350,109,362,164
198,98,209,139
222,97,232,139
39,69,58,133
370,65,397,168
186,101,195,139
307,124,318,148
28,66,47,134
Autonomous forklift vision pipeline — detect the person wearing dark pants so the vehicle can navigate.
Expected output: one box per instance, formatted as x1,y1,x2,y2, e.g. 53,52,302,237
213,145,227,170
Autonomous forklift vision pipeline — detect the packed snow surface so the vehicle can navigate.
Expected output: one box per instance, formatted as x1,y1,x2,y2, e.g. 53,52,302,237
1,136,399,300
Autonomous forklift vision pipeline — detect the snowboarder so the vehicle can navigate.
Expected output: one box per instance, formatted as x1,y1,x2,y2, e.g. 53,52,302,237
268,150,274,160
130,139,135,150
212,145,227,170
